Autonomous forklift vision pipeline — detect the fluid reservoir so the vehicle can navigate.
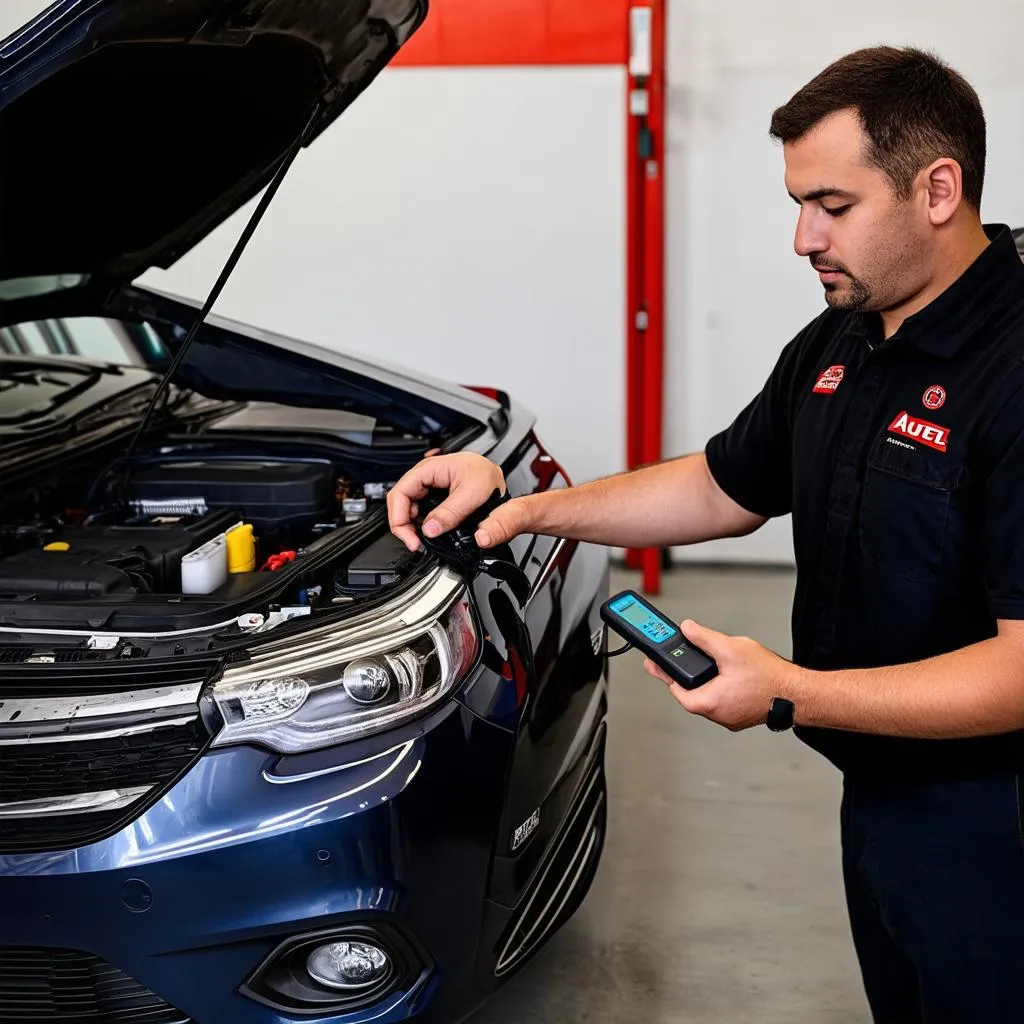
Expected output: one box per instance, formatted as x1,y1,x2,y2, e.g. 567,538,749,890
225,522,256,574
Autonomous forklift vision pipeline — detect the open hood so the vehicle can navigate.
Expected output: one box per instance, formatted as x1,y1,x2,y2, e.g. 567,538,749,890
0,0,427,285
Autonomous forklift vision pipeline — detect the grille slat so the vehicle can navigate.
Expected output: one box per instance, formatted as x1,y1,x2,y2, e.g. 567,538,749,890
0,657,220,698
0,948,192,1023
0,723,203,803
0,719,207,852
0,660,215,852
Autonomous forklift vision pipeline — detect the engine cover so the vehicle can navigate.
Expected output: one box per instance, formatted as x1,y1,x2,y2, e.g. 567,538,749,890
0,509,239,598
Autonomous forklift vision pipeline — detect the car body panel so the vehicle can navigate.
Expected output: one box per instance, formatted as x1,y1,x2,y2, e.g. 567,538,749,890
0,337,610,1024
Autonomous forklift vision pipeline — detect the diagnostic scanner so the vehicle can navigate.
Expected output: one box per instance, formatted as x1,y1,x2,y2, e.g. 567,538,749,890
600,589,718,688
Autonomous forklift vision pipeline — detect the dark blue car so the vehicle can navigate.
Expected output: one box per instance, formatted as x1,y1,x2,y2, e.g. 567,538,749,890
0,3,610,1022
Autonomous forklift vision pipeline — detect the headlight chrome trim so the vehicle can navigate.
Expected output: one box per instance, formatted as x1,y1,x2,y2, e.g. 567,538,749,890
207,568,479,754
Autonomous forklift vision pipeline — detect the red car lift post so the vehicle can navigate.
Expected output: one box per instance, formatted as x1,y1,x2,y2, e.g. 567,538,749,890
625,1,666,595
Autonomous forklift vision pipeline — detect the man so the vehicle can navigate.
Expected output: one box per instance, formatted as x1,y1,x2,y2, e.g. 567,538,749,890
387,46,1024,1023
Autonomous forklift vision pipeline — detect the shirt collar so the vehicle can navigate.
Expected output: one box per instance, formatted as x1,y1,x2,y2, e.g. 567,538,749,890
855,223,1023,358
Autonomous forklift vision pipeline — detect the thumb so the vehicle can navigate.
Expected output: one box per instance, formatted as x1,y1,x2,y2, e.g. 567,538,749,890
680,619,727,660
475,499,530,548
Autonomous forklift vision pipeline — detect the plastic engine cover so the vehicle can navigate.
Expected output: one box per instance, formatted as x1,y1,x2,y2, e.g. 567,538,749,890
126,461,333,528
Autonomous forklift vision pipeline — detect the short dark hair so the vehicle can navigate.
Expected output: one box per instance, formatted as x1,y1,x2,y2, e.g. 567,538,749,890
769,46,987,210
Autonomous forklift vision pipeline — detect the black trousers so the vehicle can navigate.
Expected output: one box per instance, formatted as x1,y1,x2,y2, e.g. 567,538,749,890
841,772,1024,1023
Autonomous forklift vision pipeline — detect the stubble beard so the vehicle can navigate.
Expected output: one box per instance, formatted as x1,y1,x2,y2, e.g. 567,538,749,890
823,275,872,310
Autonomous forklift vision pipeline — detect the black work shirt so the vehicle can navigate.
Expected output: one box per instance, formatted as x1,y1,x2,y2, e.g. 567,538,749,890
706,224,1024,779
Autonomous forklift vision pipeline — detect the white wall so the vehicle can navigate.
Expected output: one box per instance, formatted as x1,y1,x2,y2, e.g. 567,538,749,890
138,67,627,491
665,0,1024,562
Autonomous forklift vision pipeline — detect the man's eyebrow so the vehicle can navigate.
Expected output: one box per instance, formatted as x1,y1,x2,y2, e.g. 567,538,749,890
788,187,856,204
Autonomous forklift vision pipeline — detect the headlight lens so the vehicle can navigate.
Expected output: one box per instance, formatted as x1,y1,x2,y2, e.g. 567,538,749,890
210,584,478,753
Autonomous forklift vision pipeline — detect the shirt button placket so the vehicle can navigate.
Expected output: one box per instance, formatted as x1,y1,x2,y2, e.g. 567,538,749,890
811,355,884,665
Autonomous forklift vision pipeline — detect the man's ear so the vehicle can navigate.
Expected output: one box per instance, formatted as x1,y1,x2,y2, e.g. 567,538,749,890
921,157,963,226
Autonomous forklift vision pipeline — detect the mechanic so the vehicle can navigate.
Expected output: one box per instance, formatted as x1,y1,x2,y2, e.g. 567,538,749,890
387,46,1024,1024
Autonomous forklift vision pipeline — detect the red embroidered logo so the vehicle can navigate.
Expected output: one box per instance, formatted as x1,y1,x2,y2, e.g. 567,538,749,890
922,385,946,411
888,411,950,452
812,365,845,394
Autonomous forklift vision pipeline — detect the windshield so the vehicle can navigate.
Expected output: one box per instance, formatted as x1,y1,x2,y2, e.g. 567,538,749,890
0,316,168,366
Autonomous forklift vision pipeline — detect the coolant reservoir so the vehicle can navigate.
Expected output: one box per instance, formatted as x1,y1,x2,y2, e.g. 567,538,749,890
182,535,227,595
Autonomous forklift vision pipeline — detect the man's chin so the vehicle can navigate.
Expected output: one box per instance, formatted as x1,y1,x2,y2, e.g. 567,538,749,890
824,284,870,311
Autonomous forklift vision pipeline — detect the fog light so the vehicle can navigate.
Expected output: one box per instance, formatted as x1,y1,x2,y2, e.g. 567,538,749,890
307,942,391,990
342,660,392,705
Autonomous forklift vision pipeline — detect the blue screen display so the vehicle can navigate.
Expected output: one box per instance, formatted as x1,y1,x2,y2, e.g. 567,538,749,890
609,594,677,644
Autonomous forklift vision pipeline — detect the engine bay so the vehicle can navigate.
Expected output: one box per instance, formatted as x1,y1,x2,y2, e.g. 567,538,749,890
0,442,430,640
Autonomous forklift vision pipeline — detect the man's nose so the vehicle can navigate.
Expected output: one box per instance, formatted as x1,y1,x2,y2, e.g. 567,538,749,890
793,209,827,258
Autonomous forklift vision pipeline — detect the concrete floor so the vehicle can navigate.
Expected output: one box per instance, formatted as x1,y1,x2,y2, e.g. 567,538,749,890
476,564,872,1024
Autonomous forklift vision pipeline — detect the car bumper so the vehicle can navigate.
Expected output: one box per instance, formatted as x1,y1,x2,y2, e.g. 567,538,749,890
0,700,516,1024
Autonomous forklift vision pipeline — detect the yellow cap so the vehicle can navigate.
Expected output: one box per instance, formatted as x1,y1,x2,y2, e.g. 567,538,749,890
43,541,70,551
225,522,256,573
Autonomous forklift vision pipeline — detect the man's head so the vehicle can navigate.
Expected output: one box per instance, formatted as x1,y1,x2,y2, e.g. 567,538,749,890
770,47,987,315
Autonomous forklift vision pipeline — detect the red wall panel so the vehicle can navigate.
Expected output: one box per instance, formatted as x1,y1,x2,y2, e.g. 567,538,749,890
392,0,630,67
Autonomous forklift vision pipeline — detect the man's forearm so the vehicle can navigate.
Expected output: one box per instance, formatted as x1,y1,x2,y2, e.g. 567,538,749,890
786,626,1024,739
513,453,765,549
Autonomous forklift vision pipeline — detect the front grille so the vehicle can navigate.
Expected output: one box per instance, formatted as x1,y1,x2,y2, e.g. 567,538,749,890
0,719,208,853
0,646,146,665
0,656,221,698
0,948,192,1023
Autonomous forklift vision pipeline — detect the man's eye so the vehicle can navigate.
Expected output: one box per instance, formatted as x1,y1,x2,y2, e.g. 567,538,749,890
824,205,852,218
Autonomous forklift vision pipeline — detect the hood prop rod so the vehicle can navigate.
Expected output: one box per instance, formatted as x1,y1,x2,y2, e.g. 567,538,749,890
120,101,323,478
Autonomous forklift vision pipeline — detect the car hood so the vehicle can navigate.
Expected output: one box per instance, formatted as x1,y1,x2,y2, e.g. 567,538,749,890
0,0,427,285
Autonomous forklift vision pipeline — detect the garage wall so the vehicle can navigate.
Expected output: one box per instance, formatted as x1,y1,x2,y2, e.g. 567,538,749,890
138,66,628,493
665,0,1024,564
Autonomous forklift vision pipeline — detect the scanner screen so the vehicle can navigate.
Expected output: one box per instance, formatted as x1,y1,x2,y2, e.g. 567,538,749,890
610,594,676,644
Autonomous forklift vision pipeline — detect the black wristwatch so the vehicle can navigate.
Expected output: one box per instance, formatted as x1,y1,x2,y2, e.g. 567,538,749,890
766,697,795,732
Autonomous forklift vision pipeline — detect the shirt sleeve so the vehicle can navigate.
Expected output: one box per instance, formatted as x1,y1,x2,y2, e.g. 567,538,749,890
982,382,1024,619
704,331,807,519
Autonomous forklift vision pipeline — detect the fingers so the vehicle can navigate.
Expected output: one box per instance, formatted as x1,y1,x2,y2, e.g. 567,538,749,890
387,461,444,552
387,454,506,550
642,658,708,716
680,618,727,660
473,501,527,548
421,482,501,538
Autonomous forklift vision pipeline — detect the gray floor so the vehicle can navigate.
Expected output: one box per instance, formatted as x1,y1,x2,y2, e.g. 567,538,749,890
475,564,871,1024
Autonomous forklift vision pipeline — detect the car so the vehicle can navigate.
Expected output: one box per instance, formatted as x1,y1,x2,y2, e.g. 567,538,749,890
0,3,611,1024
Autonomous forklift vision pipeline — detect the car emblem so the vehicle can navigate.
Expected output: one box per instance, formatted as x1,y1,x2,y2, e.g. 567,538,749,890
922,385,946,410
511,809,541,852
591,627,604,656
812,365,845,395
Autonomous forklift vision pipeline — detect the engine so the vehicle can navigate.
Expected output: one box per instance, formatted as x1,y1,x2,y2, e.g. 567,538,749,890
0,456,397,601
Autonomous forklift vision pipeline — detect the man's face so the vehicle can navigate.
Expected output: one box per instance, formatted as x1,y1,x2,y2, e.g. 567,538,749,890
783,108,931,314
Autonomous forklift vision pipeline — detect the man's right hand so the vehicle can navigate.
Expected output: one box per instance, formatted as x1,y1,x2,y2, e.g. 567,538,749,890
387,452,531,553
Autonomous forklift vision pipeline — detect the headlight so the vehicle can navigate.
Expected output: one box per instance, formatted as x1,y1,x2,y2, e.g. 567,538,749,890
209,572,479,754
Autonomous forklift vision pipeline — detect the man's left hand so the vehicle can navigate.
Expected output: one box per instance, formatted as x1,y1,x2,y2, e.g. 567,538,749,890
642,620,802,731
